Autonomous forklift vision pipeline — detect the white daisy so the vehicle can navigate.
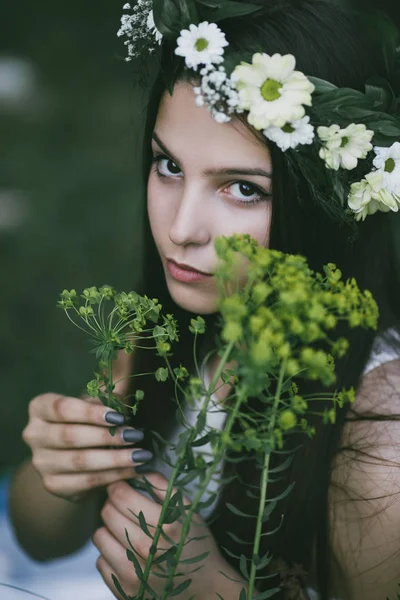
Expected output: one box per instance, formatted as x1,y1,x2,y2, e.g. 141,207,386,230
146,10,163,45
348,171,399,221
372,142,400,198
263,115,314,151
231,52,315,130
175,22,228,71
317,123,374,170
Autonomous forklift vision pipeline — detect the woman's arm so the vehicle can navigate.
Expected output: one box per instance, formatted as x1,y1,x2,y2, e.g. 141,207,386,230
9,458,106,561
9,349,134,562
330,359,400,600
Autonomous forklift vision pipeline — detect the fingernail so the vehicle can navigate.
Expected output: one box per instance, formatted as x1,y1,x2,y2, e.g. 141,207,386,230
122,429,144,443
135,464,153,475
131,450,153,464
105,411,125,426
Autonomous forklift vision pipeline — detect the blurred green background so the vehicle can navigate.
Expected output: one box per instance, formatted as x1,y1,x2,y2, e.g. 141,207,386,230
0,2,148,469
1,0,400,471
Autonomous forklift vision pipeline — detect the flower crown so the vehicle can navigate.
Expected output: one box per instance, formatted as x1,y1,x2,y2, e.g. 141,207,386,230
118,0,400,222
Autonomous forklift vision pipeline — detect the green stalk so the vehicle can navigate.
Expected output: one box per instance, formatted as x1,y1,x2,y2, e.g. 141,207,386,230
160,375,244,599
247,359,286,598
137,341,235,599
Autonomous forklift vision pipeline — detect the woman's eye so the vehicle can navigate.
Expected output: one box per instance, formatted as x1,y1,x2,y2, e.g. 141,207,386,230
226,182,269,205
153,156,182,177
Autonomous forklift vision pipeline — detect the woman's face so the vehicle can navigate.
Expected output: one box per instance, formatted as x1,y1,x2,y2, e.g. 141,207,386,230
147,82,273,315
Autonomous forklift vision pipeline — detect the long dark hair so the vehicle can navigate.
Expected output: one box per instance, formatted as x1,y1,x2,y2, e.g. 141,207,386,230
129,1,400,597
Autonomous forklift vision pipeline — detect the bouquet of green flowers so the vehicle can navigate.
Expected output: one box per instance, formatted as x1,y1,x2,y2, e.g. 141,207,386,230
58,233,378,600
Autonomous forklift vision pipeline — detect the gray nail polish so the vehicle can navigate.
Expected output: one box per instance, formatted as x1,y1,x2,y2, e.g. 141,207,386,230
131,450,153,464
122,429,144,443
105,411,125,426
135,464,154,475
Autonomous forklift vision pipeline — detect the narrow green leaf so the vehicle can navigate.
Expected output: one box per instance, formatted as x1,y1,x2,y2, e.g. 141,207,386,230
226,502,256,518
111,574,131,600
239,587,248,600
239,554,249,580
180,550,210,565
265,481,295,503
227,531,254,546
253,552,272,570
220,545,240,561
138,511,153,539
153,546,177,565
262,500,277,522
191,433,211,447
126,549,143,580
168,578,192,597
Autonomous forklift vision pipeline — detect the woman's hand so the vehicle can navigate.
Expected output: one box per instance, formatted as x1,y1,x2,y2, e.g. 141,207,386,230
93,474,244,599
22,392,153,502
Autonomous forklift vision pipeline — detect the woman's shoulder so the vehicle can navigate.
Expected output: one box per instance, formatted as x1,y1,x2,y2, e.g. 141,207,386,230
361,326,400,379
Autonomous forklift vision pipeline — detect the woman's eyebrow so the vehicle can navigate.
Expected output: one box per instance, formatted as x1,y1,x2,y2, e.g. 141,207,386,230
204,167,272,179
152,132,272,179
152,132,180,164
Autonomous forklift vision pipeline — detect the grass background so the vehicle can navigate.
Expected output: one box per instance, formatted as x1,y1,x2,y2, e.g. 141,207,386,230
0,2,148,469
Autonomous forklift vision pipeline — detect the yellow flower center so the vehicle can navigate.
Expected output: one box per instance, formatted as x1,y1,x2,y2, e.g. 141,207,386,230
195,37,209,52
282,123,295,134
340,136,349,147
261,78,282,101
385,157,395,173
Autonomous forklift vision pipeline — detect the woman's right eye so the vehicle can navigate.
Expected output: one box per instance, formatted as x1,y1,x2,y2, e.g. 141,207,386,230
153,155,182,177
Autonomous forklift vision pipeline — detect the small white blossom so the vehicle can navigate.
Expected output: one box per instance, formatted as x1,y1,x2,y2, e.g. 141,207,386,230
348,171,400,221
192,63,241,124
263,116,314,151
372,142,400,199
317,123,374,170
231,52,315,130
146,10,163,45
117,0,161,60
175,22,228,71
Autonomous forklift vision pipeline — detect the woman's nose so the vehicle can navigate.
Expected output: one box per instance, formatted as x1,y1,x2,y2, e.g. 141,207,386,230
168,183,211,247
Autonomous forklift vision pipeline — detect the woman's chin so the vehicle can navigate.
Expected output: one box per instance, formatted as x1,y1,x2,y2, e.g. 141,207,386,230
167,281,219,315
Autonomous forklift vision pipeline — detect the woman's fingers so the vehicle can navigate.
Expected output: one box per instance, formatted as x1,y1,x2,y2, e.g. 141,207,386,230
106,480,162,525
93,526,142,586
26,422,144,450
95,554,136,600
42,467,139,497
101,496,158,557
27,393,117,426
33,447,153,474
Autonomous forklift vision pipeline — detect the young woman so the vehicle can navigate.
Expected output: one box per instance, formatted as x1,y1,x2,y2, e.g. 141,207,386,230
9,1,400,599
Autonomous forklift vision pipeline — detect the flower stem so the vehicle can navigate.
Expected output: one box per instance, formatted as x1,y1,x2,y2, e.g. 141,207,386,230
247,359,287,598
160,346,244,600
138,341,235,599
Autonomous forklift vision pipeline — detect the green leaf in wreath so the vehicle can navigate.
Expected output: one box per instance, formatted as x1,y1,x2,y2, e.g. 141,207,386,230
202,2,263,23
308,76,338,95
153,0,199,38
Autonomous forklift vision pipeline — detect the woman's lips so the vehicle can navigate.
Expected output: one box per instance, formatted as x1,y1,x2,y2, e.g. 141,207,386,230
166,259,213,283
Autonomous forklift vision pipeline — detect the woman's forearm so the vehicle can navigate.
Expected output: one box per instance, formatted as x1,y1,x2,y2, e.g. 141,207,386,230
9,457,104,561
